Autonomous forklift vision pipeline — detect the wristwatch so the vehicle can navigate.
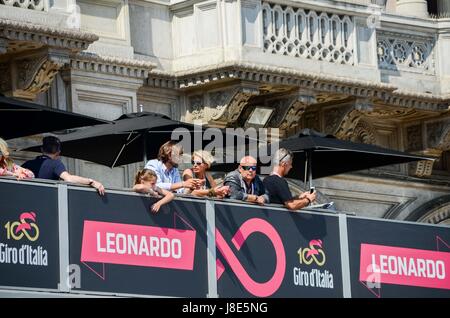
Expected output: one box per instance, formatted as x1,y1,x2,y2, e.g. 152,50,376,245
88,178,95,186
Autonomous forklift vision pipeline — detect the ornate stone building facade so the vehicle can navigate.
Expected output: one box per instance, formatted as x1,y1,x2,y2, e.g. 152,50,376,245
1,0,450,224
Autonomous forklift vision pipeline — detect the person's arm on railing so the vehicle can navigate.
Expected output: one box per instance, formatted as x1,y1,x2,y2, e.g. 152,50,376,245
60,171,105,196
284,192,316,211
224,179,245,201
150,187,175,213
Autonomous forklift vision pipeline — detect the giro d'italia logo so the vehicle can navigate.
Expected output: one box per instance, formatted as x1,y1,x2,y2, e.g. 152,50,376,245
297,239,326,266
4,212,40,242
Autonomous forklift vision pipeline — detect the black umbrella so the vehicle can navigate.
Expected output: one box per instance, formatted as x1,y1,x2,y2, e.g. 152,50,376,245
23,112,251,168
0,95,110,140
276,129,432,188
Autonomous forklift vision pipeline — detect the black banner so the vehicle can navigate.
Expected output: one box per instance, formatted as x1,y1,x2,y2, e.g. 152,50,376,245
347,217,450,298
68,189,208,297
215,202,343,298
0,181,59,289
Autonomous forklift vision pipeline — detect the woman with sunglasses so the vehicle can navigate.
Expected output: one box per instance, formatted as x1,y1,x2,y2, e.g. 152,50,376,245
182,150,229,198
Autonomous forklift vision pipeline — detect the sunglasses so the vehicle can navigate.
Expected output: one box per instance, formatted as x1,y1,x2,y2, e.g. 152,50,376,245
192,160,203,166
241,165,257,171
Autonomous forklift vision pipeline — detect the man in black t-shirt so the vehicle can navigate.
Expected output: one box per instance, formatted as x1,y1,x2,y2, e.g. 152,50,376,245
263,148,315,211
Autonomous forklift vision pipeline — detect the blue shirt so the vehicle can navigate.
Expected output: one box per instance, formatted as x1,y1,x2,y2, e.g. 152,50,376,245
144,159,183,193
22,155,66,181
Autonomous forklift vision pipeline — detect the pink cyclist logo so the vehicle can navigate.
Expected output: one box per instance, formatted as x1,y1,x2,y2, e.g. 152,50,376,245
216,218,286,297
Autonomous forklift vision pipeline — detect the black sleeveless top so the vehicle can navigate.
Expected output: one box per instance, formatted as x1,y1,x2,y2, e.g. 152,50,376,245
193,171,212,189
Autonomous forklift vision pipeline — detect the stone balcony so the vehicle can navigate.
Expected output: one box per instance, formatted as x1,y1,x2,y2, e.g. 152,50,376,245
165,0,450,97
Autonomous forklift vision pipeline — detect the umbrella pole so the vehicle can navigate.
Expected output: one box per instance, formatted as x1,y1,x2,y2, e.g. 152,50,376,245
143,132,148,164
111,131,134,168
307,150,313,189
304,154,308,186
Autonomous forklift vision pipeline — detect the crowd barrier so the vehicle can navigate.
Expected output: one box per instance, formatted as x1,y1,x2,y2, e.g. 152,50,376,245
0,178,449,298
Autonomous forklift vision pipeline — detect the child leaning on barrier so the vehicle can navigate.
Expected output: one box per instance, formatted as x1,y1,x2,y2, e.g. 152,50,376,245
133,168,174,213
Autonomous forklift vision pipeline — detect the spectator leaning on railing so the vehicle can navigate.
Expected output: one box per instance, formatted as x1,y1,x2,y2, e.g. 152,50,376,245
0,137,34,179
145,141,203,193
133,168,174,213
22,136,105,195
224,155,269,205
182,150,230,198
263,148,316,211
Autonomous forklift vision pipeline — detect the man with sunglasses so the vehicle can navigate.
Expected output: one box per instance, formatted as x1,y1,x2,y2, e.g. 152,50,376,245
263,148,316,211
223,156,269,205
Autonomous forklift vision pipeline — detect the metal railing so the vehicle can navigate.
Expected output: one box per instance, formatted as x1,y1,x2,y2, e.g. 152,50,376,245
0,177,448,298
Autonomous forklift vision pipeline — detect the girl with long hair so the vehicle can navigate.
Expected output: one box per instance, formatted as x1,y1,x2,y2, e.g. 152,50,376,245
133,168,174,213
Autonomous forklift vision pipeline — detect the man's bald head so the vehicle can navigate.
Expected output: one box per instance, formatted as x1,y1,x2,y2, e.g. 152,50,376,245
240,156,257,166
239,156,257,183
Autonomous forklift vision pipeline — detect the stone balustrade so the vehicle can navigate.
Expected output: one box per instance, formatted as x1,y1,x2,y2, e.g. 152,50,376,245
262,2,355,65
0,0,47,11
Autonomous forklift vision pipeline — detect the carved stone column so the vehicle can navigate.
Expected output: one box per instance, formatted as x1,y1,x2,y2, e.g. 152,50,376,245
396,0,429,18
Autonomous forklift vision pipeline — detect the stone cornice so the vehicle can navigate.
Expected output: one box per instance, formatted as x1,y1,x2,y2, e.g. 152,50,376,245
71,53,157,78
148,62,450,111
0,18,98,51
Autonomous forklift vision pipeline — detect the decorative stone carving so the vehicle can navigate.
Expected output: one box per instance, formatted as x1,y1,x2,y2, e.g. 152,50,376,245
418,202,450,225
303,111,321,132
148,61,447,112
188,95,204,120
0,38,7,54
414,159,435,177
208,90,232,119
259,84,293,94
351,120,377,144
0,0,45,11
410,120,450,177
0,20,101,98
324,99,373,140
262,2,355,65
278,100,308,133
0,63,11,92
14,56,61,100
324,106,352,135
427,121,450,149
377,31,435,74
365,107,414,119
272,90,316,134
0,48,72,99
0,19,98,53
315,93,348,104
406,124,423,151
265,97,294,126
210,86,259,126
334,108,365,140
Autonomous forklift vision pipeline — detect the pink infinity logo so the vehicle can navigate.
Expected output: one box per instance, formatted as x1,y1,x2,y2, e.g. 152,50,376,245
216,218,286,297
